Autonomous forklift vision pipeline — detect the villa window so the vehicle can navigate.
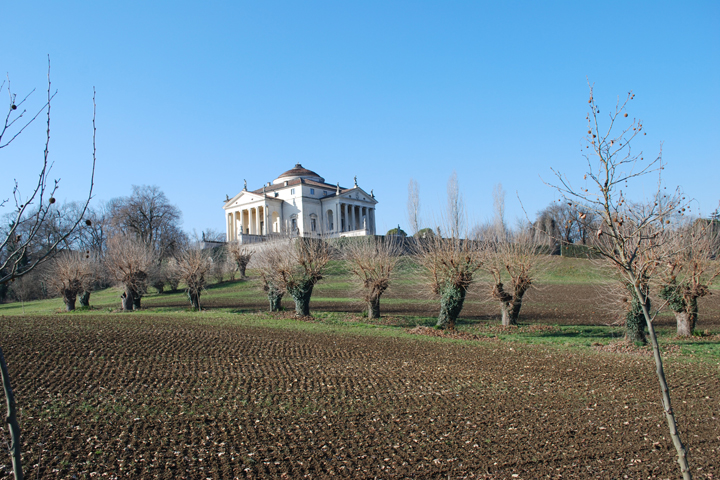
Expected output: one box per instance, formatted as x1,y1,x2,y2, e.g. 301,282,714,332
290,188,295,195
311,218,317,232
310,188,315,195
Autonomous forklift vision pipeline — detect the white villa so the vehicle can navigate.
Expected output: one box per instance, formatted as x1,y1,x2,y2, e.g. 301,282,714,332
223,164,378,243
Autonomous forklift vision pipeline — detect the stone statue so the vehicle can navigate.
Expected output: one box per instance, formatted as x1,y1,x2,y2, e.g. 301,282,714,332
371,189,374,198
336,182,340,195
353,175,358,187
243,179,247,190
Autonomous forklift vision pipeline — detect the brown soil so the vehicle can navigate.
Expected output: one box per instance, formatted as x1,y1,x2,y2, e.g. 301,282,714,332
1,314,718,479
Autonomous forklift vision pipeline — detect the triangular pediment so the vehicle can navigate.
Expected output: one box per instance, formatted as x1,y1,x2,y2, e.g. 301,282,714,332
223,190,266,209
336,186,378,204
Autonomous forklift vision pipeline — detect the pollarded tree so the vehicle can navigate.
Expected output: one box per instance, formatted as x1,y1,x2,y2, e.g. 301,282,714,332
658,220,720,336
254,242,285,312
256,237,329,316
547,84,691,478
45,250,99,311
485,226,548,326
413,227,483,330
105,235,156,311
344,236,401,320
170,248,211,310
227,240,254,278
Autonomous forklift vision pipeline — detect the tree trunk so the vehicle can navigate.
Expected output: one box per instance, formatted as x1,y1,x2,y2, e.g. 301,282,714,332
0,346,24,480
265,282,284,312
632,283,692,479
63,291,77,312
675,298,698,337
625,284,648,344
500,301,515,326
436,284,466,330
289,282,314,317
268,292,283,311
78,290,91,308
189,291,200,310
121,287,134,311
239,264,247,278
367,295,381,320
500,287,527,326
132,292,142,310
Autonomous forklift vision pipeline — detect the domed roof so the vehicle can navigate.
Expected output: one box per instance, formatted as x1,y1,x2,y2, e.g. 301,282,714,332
273,164,325,184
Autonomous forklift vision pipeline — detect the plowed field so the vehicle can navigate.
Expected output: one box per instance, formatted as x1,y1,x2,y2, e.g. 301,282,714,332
1,313,718,479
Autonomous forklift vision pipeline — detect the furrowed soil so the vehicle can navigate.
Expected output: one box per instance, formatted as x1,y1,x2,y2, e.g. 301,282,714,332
1,314,718,479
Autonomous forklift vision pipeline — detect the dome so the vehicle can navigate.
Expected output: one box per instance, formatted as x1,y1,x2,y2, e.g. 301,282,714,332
272,164,325,185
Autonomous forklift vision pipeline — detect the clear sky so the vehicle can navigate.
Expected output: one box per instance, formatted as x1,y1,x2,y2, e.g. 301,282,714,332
3,1,719,235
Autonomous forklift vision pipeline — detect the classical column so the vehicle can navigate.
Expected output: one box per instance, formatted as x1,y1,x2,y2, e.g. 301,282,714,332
348,203,355,232
341,203,346,232
335,202,339,232
370,208,376,235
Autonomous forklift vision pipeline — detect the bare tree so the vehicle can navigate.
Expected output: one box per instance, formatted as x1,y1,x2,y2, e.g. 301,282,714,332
407,178,421,235
170,248,211,310
45,251,99,311
255,238,329,316
658,220,720,336
344,237,401,319
226,240,254,278
547,85,691,478
492,183,506,239
446,171,465,239
254,242,286,311
107,185,184,262
413,224,483,330
485,226,548,326
0,63,97,480
105,235,156,311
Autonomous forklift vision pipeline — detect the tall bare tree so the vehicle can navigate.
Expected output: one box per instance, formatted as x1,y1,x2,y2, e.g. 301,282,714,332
407,178,421,235
107,185,184,262
547,84,691,478
344,237,401,319
446,171,465,240
0,63,97,480
492,183,506,239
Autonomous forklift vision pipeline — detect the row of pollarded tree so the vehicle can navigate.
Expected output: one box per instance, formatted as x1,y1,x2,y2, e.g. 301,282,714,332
250,219,719,340
44,235,255,312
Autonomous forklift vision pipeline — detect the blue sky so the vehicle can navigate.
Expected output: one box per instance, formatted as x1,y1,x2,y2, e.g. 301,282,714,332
3,1,719,235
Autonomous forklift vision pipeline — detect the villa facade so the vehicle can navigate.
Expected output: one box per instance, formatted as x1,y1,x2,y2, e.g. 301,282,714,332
223,164,378,243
